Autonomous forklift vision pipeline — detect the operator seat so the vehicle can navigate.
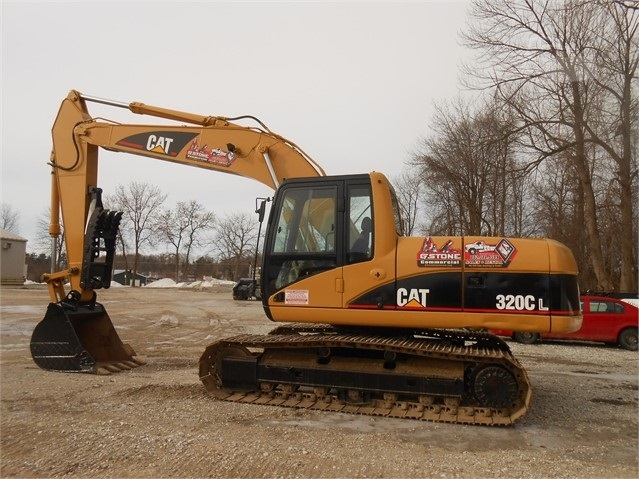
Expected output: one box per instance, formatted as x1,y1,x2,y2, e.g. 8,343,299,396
352,217,372,254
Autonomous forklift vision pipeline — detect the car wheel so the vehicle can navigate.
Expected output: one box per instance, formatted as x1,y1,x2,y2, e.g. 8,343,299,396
618,328,638,351
513,332,540,344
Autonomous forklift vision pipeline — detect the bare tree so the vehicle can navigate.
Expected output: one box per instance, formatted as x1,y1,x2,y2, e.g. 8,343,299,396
34,208,66,271
462,0,637,291
529,155,598,280
115,229,130,275
585,1,638,291
155,200,215,282
411,97,527,237
212,212,259,281
155,208,187,282
110,182,167,285
414,99,487,235
0,203,20,232
391,171,425,235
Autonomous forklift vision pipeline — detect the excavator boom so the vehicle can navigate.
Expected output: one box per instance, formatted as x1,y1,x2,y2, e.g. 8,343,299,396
33,90,324,374
47,90,325,298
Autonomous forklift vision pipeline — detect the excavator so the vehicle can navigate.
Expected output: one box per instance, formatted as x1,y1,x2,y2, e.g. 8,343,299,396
30,90,582,426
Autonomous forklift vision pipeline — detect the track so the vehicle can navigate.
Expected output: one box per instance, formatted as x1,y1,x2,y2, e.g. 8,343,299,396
199,327,531,426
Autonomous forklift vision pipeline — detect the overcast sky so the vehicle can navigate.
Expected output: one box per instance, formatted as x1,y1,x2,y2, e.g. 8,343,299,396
2,1,473,253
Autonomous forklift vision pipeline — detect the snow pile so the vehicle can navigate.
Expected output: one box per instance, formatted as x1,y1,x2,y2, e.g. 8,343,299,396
188,279,235,289
155,313,179,327
146,278,177,288
144,278,235,288
20,277,234,289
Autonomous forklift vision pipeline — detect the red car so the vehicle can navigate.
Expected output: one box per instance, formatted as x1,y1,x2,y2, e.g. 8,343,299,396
490,295,639,351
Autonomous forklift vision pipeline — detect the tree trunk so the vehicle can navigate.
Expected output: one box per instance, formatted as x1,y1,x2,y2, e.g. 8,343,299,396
618,77,637,292
174,248,180,283
571,81,613,291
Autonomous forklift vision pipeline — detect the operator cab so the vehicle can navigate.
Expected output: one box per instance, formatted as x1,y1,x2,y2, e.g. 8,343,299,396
261,174,400,302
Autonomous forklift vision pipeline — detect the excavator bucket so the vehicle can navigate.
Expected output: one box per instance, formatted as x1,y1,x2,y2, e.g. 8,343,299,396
30,186,142,374
30,301,144,374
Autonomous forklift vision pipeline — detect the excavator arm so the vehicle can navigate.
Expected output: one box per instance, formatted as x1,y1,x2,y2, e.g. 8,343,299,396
47,90,324,301
32,90,324,374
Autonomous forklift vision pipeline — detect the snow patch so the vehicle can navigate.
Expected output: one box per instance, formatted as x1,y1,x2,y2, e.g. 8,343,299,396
145,278,235,288
156,313,179,327
146,278,177,288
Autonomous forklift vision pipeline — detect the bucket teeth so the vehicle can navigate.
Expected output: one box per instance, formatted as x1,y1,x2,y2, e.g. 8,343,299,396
123,359,146,368
95,360,145,375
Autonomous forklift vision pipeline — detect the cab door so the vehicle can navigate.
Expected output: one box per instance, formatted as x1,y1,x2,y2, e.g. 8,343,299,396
341,174,399,312
262,179,344,311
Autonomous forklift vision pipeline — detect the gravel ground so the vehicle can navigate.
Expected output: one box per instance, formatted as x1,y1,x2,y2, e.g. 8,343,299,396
1,285,637,478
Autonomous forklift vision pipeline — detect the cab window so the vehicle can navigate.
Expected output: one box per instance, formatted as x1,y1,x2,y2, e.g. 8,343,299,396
347,184,373,264
269,185,338,289
272,187,336,254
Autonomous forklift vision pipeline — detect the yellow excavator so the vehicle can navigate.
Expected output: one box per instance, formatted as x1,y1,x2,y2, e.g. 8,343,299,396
30,90,582,426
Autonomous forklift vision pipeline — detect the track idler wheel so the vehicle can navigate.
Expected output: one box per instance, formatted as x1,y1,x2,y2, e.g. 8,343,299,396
470,365,518,409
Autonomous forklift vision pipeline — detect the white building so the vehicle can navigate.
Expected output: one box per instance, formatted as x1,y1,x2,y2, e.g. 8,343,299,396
0,228,27,285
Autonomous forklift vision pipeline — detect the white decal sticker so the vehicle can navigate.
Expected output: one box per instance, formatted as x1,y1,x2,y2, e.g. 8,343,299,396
285,290,309,305
146,135,174,154
397,288,430,308
538,298,549,311
496,294,539,311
